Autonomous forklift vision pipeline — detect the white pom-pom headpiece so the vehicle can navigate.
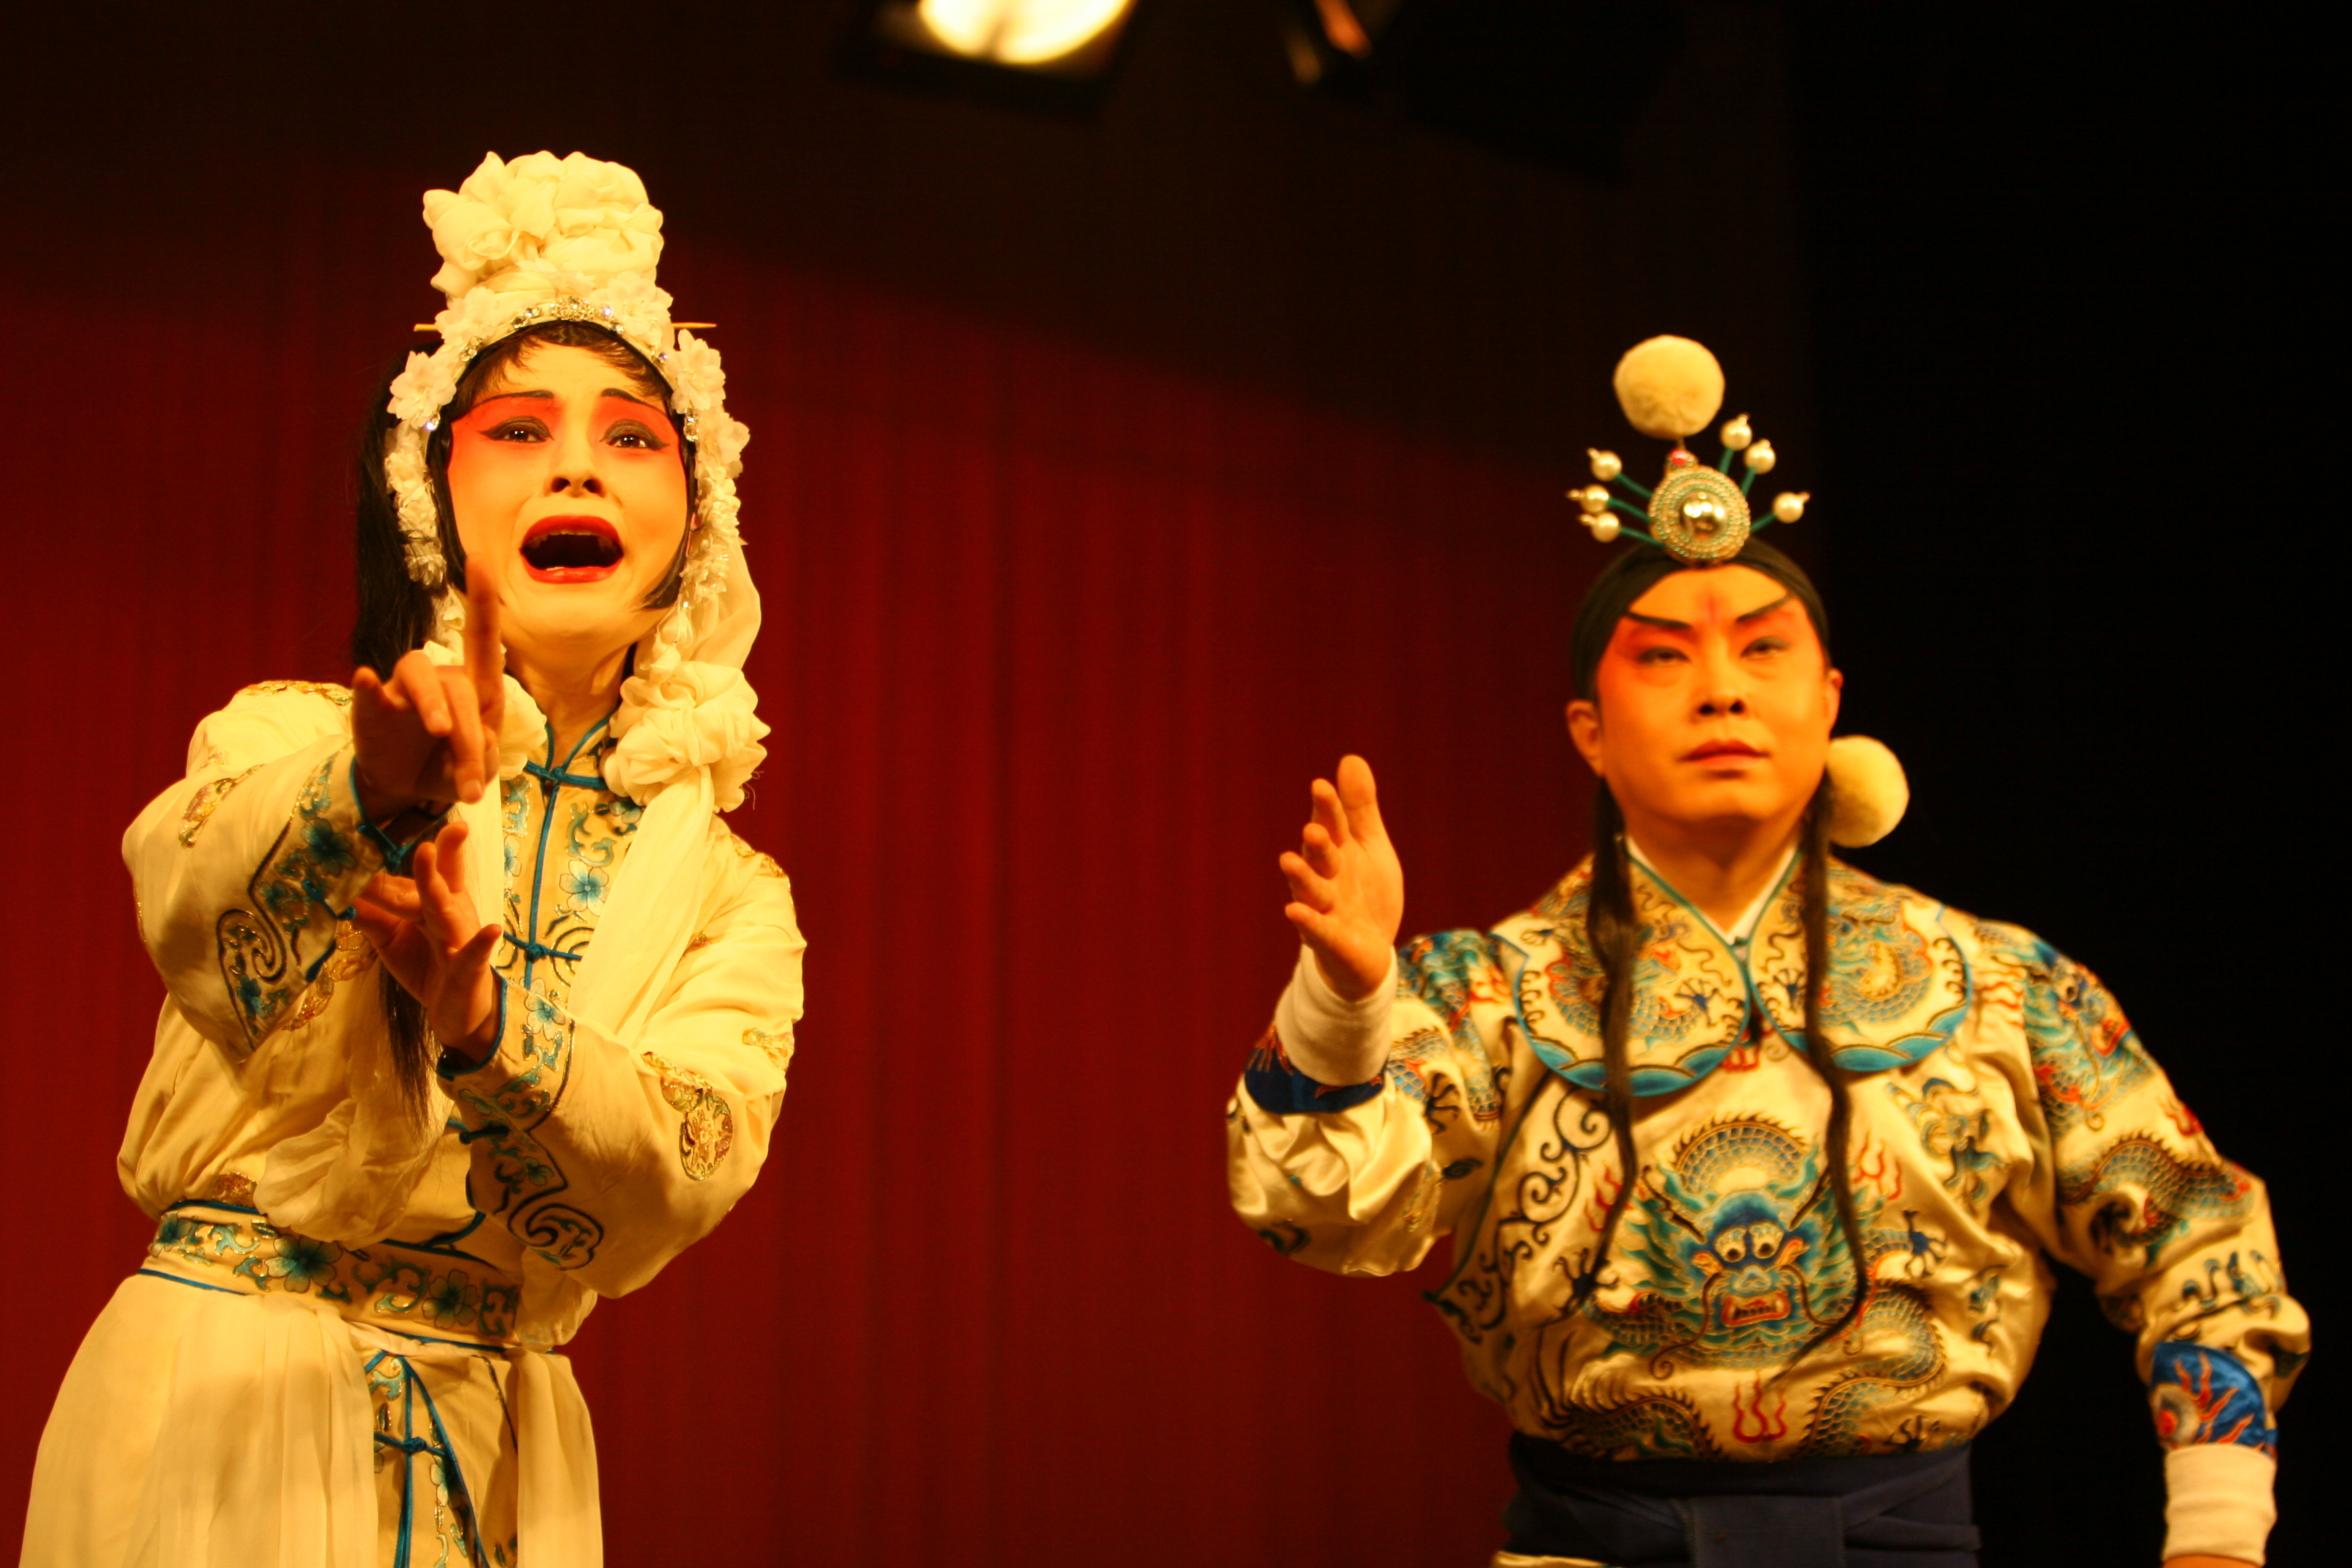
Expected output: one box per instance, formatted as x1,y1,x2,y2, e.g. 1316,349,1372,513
1613,336,1724,440
1824,735,1908,847
383,151,747,656
1571,335,1812,566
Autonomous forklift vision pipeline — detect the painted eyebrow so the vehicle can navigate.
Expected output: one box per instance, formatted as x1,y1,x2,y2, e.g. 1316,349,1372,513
1620,593,1793,634
469,388,665,410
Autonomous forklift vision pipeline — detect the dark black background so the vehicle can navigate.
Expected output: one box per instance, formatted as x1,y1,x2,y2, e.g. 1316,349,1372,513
1787,8,2324,1564
5,2,2324,1562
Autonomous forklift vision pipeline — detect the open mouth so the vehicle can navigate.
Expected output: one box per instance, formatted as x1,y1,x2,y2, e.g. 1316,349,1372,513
521,518,624,582
1720,1290,1792,1328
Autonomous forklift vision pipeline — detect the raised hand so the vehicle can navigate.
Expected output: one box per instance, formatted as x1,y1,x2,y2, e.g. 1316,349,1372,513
351,821,502,1067
1279,754,1405,1001
350,563,507,820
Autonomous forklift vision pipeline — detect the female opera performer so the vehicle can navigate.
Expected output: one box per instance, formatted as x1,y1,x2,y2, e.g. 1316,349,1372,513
1226,340,2304,1567
21,151,800,1567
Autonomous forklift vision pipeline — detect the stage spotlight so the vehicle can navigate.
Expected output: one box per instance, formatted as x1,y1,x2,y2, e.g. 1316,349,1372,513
865,0,1138,79
916,0,1133,65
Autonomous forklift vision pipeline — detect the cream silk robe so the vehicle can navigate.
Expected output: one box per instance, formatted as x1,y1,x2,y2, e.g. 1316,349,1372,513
1226,856,2306,1566
23,682,804,1567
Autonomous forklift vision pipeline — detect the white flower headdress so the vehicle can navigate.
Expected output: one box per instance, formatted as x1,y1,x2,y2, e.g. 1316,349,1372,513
383,150,749,654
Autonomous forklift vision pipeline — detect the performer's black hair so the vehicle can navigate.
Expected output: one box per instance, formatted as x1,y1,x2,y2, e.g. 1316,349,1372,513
348,321,697,1114
1565,539,1869,1362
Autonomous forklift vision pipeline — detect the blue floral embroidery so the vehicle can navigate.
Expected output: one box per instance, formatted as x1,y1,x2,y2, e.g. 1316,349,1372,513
558,859,609,916
454,997,605,1270
215,756,371,1046
460,724,641,1273
260,1233,348,1293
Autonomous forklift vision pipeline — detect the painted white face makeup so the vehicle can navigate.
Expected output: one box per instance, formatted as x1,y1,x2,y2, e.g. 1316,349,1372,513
444,340,691,675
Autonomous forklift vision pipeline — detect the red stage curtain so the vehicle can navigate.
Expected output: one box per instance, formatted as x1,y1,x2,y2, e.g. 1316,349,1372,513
5,220,1606,1563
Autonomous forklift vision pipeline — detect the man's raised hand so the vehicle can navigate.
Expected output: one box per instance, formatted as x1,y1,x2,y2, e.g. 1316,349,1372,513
1279,754,1404,1001
350,563,507,821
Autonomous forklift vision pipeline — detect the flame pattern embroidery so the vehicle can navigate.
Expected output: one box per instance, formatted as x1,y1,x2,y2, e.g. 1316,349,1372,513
2149,1343,2275,1455
1730,1373,1790,1444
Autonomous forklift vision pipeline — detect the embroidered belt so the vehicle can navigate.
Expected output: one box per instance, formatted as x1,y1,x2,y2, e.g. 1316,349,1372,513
140,1200,523,1349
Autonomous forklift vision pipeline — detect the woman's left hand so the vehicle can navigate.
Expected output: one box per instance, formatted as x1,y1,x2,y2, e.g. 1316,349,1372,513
352,822,503,1068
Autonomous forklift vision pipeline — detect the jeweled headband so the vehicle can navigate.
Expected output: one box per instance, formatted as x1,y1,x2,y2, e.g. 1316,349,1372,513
1569,336,1809,565
383,151,748,650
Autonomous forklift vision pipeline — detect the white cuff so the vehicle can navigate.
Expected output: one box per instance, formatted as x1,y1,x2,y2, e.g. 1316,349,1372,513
2163,1443,2274,1565
1273,945,1395,1087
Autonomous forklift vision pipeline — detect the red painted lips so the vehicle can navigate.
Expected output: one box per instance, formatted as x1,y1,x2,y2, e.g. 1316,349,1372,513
520,516,623,583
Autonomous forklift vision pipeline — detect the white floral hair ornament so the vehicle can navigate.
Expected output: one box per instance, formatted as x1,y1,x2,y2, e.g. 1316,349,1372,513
384,151,750,658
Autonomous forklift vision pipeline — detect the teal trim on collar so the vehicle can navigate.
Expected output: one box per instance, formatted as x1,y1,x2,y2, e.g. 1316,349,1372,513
1517,859,1972,1098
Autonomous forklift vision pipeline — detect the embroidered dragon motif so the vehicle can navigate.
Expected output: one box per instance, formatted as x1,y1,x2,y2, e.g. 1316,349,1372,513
2057,1134,2255,1265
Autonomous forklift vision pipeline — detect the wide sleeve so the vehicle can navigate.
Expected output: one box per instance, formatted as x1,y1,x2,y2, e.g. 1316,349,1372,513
1226,928,1518,1277
2004,937,2307,1565
121,685,390,1053
439,846,805,1299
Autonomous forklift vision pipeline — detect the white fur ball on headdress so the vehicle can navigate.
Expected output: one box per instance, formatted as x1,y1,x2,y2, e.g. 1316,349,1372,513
1613,336,1726,440
1824,735,1908,848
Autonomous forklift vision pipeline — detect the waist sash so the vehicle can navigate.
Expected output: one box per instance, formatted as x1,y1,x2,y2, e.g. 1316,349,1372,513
1504,1434,1982,1568
140,1199,521,1350
97,1209,600,1567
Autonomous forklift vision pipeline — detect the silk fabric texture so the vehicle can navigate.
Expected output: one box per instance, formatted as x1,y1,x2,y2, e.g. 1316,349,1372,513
22,557,781,1567
1228,856,2305,1565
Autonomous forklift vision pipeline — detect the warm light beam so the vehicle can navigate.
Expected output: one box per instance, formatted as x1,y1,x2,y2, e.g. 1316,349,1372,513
918,0,1133,65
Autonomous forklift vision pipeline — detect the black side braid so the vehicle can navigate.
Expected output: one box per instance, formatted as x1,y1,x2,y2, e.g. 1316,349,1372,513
1776,774,1875,1378
1571,781,1643,1306
1572,780,1871,1377
1563,534,1859,1362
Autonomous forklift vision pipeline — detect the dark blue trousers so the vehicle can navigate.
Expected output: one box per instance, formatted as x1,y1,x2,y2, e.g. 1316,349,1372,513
1502,1436,1982,1568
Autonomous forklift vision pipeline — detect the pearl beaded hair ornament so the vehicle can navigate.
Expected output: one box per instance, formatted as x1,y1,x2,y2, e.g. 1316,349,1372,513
1569,336,1811,566
382,151,750,650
